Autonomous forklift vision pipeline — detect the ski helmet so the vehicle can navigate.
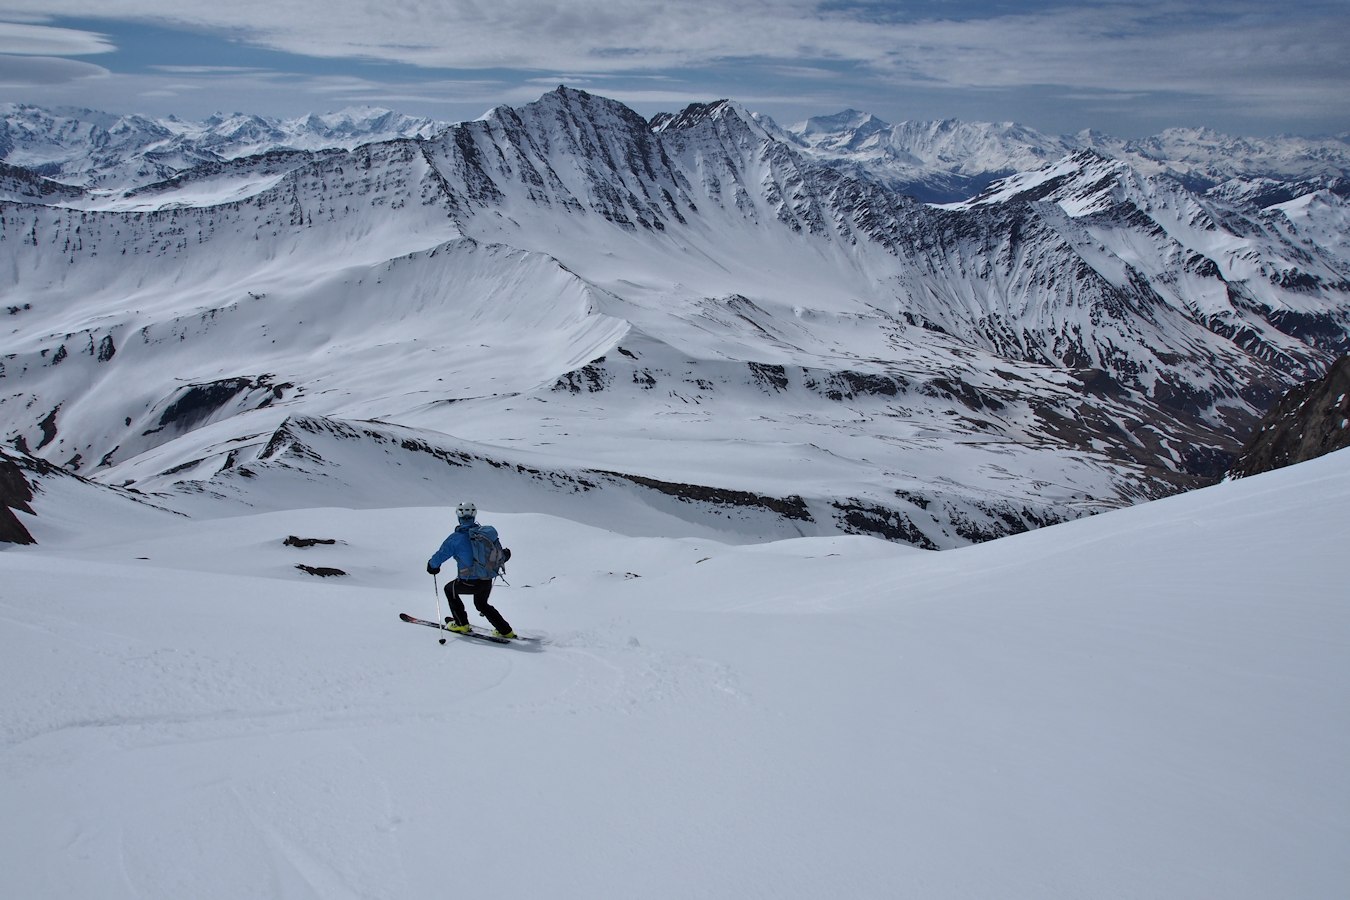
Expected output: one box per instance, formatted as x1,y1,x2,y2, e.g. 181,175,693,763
455,501,477,521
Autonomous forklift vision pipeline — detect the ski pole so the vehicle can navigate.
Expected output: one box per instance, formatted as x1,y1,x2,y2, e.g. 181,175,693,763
433,573,447,645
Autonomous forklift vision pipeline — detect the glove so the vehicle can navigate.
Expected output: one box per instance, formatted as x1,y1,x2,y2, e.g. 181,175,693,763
502,547,512,562
427,563,441,575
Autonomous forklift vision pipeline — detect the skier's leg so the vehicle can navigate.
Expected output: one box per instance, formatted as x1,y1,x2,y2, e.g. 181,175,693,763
444,582,469,627
470,580,512,634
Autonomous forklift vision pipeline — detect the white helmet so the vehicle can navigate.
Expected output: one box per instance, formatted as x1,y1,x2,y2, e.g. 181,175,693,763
455,501,477,521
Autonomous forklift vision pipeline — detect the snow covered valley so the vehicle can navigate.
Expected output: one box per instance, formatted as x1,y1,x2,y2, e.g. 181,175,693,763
2,445,1347,899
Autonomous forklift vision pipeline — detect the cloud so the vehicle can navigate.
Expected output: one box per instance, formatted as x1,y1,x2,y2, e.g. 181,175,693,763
2,1,1345,131
11,65,515,117
863,4,1348,103
150,65,273,74
0,20,114,55
0,53,108,85
5,1,1344,99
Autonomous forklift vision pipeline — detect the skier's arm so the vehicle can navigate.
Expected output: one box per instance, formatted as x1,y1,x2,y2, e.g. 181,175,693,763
427,535,458,572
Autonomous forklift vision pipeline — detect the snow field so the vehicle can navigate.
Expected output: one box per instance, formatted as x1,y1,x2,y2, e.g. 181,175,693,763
3,449,1349,898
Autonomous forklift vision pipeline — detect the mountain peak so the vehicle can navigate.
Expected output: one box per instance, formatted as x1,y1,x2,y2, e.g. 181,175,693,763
796,109,892,137
649,100,735,133
950,147,1134,211
648,99,787,148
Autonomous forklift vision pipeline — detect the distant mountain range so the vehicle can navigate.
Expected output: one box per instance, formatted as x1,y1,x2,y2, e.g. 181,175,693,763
7,98,1348,205
786,109,1350,203
2,87,1348,548
0,104,443,194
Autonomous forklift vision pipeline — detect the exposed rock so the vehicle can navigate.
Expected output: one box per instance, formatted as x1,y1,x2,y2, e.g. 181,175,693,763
0,452,34,513
295,564,347,577
833,499,938,549
599,469,813,522
1229,356,1350,477
1,501,36,544
145,375,292,436
284,535,339,548
0,450,36,544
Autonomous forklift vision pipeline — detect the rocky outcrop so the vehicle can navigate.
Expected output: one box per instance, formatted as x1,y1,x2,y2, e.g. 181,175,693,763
1229,356,1350,477
0,449,36,544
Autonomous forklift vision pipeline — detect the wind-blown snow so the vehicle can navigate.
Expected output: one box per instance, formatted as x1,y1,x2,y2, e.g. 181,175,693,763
2,443,1347,899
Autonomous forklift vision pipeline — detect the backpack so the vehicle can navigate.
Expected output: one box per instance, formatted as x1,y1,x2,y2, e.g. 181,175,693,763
461,525,507,581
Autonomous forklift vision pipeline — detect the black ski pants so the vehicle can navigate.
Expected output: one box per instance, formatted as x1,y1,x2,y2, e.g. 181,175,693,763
445,578,512,634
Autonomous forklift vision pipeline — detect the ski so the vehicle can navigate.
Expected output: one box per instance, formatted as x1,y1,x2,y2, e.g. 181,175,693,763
399,613,546,645
438,615,547,644
399,612,510,644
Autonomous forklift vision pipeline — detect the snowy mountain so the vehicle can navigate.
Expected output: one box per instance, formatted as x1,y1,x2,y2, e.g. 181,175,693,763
1079,126,1350,190
0,161,84,204
0,103,443,193
10,98,1349,208
788,110,1076,202
2,87,1349,550
787,111,1350,205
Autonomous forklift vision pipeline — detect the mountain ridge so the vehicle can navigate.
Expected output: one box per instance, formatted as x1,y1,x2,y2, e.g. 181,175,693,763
2,86,1348,548
7,92,1350,206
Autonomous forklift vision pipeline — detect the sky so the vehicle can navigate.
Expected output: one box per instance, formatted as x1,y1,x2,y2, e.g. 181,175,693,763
0,0,1346,137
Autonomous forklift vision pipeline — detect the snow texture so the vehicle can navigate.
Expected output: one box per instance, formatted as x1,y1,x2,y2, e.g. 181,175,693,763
2,438,1348,899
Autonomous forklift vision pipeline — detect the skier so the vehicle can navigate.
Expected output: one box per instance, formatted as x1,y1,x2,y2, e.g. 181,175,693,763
426,501,515,638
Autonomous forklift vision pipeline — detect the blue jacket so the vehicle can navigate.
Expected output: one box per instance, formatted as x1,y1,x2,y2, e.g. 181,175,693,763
429,522,501,578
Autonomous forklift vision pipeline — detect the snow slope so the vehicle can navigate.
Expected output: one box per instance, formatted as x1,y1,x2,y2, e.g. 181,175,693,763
2,438,1346,899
